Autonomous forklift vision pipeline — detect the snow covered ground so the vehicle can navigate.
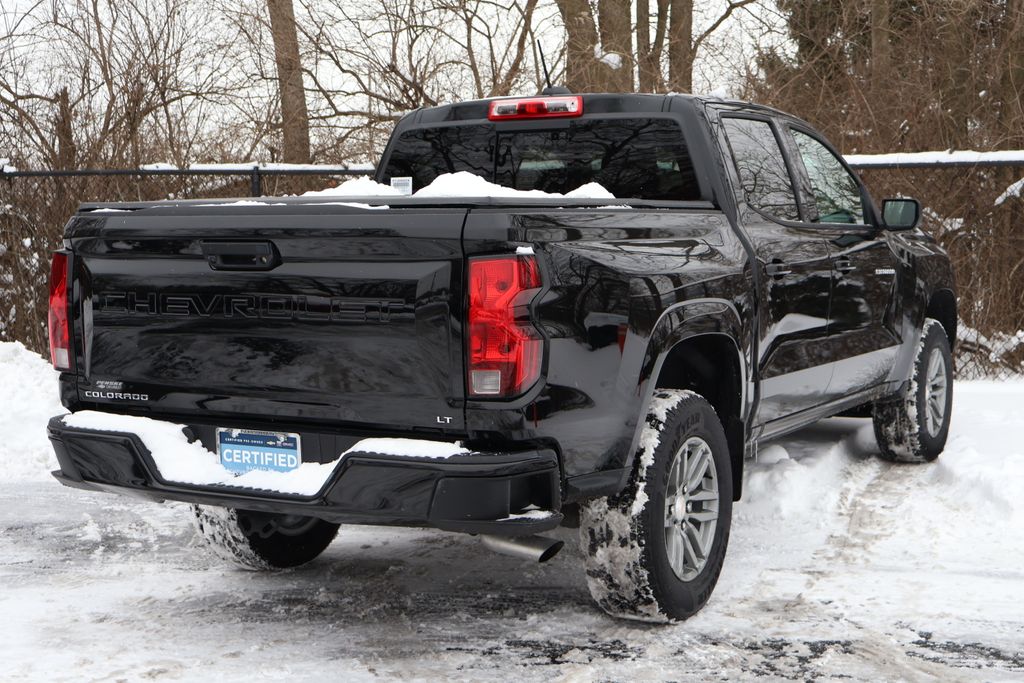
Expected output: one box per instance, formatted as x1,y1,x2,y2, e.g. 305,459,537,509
1,341,1022,681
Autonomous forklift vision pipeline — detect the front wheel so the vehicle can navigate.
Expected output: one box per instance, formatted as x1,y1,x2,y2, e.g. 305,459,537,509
873,318,953,463
579,389,733,622
191,505,339,570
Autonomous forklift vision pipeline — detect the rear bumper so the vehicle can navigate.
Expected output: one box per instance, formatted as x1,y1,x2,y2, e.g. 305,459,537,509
47,415,562,536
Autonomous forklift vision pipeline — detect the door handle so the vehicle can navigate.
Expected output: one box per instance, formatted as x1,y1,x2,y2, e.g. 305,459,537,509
200,240,280,271
834,258,857,273
765,260,792,278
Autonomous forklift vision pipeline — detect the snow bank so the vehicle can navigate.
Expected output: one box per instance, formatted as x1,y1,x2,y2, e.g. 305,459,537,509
4,330,1023,534
307,171,616,201
931,442,1024,519
927,382,1024,519
741,441,851,521
0,342,63,482
735,419,880,551
60,411,471,496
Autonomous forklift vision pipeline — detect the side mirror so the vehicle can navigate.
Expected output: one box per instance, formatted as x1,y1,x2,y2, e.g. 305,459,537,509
882,198,920,231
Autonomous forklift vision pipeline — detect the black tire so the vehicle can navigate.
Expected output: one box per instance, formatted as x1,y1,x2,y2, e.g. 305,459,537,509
191,505,339,570
579,389,733,622
873,318,953,463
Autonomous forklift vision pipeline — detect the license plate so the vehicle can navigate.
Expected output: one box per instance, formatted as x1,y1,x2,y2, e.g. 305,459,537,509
217,428,301,475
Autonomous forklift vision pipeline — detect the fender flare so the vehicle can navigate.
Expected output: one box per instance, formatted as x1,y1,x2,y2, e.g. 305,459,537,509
889,285,958,387
614,298,748,493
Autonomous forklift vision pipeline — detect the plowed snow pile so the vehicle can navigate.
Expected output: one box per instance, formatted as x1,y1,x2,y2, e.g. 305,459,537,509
0,342,62,480
1,340,1022,681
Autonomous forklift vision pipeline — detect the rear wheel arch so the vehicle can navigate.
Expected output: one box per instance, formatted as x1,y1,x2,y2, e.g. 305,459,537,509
652,333,745,501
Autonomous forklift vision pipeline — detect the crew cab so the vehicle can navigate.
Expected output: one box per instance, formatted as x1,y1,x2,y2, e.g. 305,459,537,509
46,93,956,621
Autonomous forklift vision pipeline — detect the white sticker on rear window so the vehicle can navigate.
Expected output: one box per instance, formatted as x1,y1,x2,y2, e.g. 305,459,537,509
390,176,413,195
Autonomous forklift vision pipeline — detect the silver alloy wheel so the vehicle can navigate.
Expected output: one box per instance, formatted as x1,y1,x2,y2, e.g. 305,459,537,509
924,347,949,437
663,436,720,582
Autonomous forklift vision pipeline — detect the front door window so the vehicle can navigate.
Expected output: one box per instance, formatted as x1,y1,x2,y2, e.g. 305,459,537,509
791,130,866,224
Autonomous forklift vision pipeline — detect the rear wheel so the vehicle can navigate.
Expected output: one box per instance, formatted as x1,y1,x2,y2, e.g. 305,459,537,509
579,390,732,622
191,505,339,570
873,318,953,463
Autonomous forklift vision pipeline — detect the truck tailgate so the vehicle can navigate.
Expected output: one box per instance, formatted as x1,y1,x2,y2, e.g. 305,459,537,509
70,207,468,432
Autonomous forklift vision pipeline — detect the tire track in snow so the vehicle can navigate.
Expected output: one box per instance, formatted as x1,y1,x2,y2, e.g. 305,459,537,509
713,426,957,680
765,432,1021,680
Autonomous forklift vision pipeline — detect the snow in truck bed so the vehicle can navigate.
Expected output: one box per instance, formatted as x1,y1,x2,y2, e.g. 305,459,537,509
79,172,631,212
302,171,617,200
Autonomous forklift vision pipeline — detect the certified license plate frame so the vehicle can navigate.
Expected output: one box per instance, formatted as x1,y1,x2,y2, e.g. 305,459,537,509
217,428,302,475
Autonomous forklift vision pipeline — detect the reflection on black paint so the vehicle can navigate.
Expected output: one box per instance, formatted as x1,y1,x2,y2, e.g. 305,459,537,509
463,209,752,478
495,119,700,200
721,118,801,221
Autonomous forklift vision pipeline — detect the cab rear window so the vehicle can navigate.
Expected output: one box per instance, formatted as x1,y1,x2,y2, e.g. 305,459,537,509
381,118,701,201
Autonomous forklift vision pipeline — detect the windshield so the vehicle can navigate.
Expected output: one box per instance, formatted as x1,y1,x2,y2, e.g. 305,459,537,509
381,118,701,201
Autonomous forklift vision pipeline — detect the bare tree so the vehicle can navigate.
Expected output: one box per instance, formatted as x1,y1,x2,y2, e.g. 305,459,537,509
294,0,547,160
636,0,669,91
0,0,240,168
668,0,758,92
557,0,759,93
266,0,311,163
869,0,891,84
555,0,630,91
998,0,1024,137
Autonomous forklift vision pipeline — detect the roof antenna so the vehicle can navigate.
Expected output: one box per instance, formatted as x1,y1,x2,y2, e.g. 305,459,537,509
537,40,571,96
537,40,553,90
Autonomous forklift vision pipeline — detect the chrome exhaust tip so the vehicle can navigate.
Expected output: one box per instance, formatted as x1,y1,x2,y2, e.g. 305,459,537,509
480,534,564,563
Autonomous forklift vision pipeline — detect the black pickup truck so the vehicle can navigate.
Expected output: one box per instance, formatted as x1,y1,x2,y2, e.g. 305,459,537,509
46,93,956,622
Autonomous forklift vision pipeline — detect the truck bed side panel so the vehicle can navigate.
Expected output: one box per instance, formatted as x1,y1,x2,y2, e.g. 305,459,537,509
461,208,752,480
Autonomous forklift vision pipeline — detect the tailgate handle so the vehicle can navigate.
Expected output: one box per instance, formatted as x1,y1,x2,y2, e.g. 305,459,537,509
201,241,280,271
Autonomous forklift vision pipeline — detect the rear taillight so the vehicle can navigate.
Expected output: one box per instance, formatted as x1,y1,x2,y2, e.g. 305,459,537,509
467,255,543,397
48,252,70,370
487,96,583,121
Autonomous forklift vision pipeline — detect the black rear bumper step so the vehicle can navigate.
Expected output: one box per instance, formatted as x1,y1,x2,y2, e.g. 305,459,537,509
48,416,562,536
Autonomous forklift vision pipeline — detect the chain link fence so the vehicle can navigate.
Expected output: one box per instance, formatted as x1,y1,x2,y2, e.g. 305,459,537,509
2,161,1022,379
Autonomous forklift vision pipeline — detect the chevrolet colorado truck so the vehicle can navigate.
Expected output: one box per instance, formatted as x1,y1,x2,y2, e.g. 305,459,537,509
46,93,956,622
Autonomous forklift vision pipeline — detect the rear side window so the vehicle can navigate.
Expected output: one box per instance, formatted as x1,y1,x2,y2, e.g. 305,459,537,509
721,117,800,221
382,118,701,201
